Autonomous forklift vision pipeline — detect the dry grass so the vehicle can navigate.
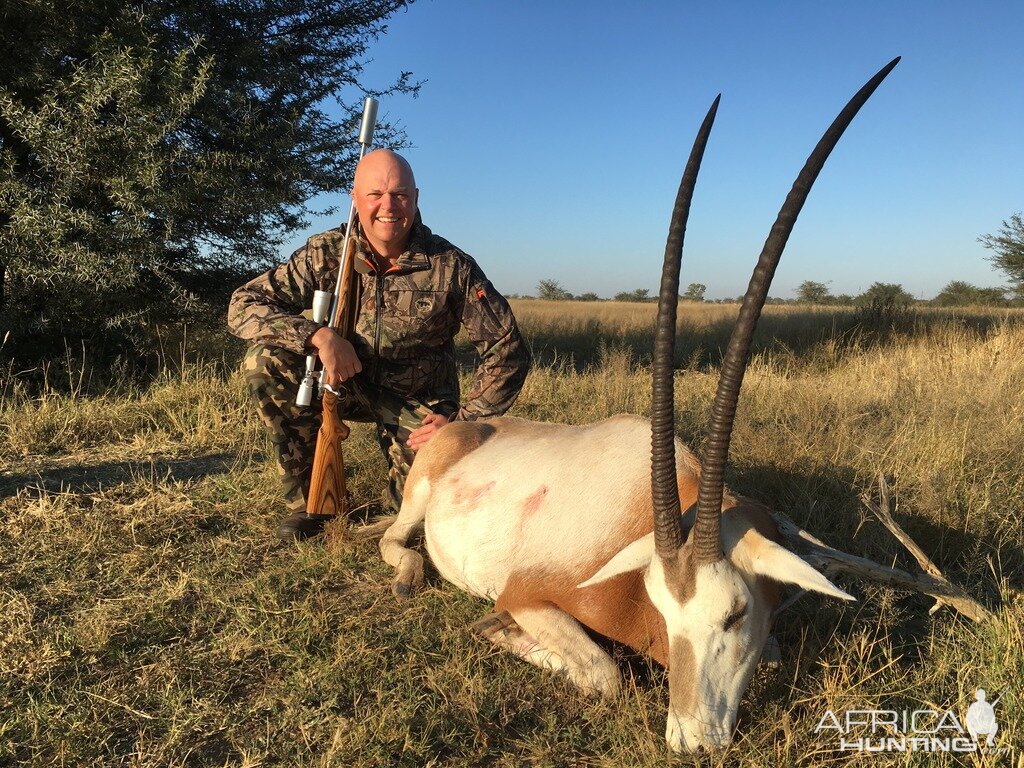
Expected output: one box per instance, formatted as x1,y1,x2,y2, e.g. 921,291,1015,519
1,304,1022,766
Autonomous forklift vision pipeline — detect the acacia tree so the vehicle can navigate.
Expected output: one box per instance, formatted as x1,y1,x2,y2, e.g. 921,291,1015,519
536,279,573,300
614,288,652,302
979,213,1024,300
0,0,416,366
796,280,833,304
680,282,706,302
933,281,1007,307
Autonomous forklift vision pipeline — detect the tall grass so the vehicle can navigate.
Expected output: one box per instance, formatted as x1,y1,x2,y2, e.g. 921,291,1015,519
1,305,1022,766
510,299,1018,372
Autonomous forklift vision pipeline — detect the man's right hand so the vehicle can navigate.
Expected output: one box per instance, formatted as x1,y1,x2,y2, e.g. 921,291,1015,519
310,327,362,388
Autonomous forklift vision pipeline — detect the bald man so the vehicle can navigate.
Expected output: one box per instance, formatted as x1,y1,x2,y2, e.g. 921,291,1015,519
229,150,531,541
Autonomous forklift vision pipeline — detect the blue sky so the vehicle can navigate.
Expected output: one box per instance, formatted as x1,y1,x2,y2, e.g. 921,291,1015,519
286,1,1023,300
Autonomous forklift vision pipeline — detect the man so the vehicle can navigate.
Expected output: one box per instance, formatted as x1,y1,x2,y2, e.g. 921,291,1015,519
228,149,531,541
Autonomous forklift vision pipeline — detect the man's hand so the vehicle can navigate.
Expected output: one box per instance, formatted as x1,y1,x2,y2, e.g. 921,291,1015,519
408,413,449,452
310,326,362,388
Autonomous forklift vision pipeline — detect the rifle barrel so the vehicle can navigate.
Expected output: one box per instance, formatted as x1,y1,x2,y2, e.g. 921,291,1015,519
328,96,380,331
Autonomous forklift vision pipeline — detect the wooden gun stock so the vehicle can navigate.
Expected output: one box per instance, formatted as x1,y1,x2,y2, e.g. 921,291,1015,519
306,236,360,519
306,389,352,516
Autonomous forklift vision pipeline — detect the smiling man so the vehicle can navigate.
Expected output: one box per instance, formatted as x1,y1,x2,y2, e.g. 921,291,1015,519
355,149,419,260
228,149,531,541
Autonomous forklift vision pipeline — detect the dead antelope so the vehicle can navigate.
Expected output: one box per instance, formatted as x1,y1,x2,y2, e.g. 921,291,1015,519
374,57,989,753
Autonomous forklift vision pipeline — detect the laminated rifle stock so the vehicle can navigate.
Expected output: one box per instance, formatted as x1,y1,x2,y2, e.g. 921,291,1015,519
302,97,379,519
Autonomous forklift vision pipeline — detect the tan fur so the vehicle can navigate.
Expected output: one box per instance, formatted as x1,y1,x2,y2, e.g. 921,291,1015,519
410,420,496,486
497,566,671,666
411,416,568,486
729,495,785,544
722,499,786,611
668,635,698,718
659,547,698,626
495,465,707,668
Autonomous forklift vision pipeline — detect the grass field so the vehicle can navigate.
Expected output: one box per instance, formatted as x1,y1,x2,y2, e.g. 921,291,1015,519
2,302,1022,766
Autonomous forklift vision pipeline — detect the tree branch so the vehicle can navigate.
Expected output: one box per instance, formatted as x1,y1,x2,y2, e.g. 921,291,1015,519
771,476,994,624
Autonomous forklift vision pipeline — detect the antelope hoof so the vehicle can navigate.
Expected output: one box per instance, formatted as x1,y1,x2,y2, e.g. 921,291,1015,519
587,664,624,699
471,610,521,641
391,553,424,600
393,579,416,599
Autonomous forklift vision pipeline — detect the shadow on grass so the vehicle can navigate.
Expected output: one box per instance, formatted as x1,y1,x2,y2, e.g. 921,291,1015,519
0,451,243,499
729,463,1016,602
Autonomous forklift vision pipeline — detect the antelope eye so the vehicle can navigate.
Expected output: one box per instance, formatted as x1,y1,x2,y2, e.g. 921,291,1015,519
723,604,747,631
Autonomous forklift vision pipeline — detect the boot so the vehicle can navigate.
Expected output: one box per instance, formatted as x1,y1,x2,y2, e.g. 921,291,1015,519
276,512,335,542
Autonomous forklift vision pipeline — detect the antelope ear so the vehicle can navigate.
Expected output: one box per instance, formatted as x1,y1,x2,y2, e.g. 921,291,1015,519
577,533,655,589
736,534,855,602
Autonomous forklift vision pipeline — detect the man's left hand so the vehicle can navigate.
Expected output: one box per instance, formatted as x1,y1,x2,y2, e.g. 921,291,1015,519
408,413,450,452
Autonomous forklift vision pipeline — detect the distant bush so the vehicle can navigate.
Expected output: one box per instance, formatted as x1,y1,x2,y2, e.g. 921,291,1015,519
932,281,1008,307
613,288,653,302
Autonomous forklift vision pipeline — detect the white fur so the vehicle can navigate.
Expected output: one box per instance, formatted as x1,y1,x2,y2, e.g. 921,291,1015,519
646,557,768,752
509,605,622,696
424,415,663,597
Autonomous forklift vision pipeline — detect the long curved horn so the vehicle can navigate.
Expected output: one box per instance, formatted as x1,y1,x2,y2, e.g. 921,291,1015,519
652,96,720,561
692,57,901,565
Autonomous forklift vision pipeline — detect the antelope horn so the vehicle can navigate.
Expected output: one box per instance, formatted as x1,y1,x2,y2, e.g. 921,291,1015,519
652,95,720,561
693,57,901,565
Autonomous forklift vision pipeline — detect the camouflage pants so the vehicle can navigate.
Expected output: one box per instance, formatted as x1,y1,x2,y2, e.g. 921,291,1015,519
242,344,436,515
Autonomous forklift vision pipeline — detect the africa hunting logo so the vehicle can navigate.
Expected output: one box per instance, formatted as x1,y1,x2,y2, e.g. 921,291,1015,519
815,686,1011,754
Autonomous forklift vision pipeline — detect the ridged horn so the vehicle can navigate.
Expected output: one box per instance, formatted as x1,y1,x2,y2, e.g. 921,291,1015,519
692,57,901,565
652,95,720,561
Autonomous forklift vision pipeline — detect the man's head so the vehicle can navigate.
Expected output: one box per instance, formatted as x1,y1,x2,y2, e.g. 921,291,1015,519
353,149,418,261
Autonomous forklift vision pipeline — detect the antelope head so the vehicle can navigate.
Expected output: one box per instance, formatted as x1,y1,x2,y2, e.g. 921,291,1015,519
588,58,900,752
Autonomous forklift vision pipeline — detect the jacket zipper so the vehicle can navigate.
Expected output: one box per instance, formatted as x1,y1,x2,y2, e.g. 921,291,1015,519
373,272,384,387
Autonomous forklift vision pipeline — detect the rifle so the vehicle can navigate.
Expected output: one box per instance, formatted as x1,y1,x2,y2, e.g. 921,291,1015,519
296,97,379,520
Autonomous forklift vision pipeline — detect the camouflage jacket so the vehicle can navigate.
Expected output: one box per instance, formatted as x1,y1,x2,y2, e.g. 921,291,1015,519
227,220,531,421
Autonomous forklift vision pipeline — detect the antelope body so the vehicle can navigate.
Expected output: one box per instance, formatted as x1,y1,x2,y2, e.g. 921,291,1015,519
376,58,904,753
381,415,852,751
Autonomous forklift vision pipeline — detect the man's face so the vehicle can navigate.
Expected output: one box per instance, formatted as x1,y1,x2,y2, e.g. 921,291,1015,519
353,151,418,259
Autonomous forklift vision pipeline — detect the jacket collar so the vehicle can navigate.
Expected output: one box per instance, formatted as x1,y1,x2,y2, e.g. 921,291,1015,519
353,211,432,275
